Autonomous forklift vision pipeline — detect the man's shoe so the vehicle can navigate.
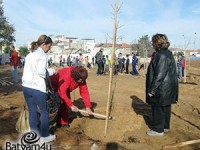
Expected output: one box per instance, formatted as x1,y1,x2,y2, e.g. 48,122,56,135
40,134,56,143
164,129,170,133
147,130,164,136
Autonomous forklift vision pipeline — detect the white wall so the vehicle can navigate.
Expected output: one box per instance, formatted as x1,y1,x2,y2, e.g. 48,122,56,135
48,53,94,64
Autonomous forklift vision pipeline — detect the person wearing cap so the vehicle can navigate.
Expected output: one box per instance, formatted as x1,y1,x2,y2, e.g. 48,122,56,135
50,66,93,128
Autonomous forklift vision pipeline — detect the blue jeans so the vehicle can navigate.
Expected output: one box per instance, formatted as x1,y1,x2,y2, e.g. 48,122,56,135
177,66,182,79
132,65,138,75
22,86,49,137
11,66,18,83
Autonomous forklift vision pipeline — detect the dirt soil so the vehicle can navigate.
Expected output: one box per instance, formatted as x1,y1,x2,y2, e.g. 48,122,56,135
0,61,200,150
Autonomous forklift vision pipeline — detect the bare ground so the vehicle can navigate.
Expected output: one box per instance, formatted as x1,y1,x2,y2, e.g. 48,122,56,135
0,61,200,150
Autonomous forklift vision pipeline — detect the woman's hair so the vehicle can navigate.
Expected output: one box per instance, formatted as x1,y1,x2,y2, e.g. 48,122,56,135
36,35,53,46
152,33,170,51
30,35,53,50
30,42,38,52
71,66,88,82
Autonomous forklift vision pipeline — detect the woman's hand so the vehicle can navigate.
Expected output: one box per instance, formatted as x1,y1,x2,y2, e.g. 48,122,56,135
86,108,93,115
148,93,153,97
70,105,79,112
54,70,58,75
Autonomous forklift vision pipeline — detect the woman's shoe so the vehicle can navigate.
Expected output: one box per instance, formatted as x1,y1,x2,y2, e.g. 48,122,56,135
61,124,70,128
164,129,170,133
40,134,56,143
57,123,70,128
147,130,164,136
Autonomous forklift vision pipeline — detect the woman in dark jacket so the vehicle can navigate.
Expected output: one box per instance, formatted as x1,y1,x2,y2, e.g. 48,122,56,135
146,33,178,136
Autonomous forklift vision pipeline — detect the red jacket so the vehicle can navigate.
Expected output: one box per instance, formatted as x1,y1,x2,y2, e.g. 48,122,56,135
50,66,91,108
10,51,18,66
182,58,186,68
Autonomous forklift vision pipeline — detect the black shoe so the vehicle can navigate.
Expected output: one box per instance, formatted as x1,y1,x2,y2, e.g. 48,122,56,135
62,124,70,128
57,124,70,128
61,124,70,128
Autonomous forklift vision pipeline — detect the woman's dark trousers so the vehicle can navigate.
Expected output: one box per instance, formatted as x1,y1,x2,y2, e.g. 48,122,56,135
151,105,171,133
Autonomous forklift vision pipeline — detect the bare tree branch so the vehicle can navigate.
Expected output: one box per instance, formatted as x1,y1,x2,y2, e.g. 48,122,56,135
117,2,123,12
106,33,113,40
111,4,115,10
118,24,124,29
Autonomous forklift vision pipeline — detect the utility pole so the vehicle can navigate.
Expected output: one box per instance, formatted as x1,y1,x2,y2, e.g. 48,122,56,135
105,34,108,47
182,35,187,83
194,32,196,51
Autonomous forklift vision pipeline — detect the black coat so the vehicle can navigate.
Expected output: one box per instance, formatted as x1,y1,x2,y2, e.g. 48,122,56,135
146,49,178,106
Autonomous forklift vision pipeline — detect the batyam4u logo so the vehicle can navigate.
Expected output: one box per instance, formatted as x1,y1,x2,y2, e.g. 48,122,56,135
4,131,53,150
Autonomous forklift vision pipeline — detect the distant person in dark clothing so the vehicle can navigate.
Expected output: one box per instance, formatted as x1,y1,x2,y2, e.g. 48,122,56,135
138,64,144,71
87,62,91,69
146,33,178,136
114,54,119,75
125,55,130,74
102,55,106,74
67,55,71,66
95,49,103,75
118,53,123,73
121,57,125,73
132,53,139,75
59,55,62,66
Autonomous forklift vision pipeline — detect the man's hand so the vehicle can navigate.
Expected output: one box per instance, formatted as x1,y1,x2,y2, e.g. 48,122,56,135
70,105,79,112
86,108,93,115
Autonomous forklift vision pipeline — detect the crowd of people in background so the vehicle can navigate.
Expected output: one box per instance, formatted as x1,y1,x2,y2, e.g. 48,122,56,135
45,48,142,77
94,49,140,76
53,53,92,69
0,42,187,86
49,50,186,83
